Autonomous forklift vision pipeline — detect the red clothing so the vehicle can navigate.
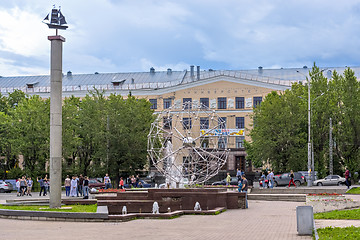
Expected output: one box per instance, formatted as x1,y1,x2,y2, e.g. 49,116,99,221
345,170,350,179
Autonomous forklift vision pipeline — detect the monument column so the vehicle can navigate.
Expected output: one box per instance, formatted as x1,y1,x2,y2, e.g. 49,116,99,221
48,35,65,208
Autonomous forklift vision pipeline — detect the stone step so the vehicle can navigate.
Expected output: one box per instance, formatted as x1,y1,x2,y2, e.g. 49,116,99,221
248,194,306,202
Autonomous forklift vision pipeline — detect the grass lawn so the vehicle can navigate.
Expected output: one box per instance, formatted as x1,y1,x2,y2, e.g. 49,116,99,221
0,204,97,212
314,208,360,220
346,187,360,195
316,226,360,239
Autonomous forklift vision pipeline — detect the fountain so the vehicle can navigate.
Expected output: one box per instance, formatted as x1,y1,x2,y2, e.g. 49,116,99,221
152,201,159,214
194,202,201,211
122,206,127,215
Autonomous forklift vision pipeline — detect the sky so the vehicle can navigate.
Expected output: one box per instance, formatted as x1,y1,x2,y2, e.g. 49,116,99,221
0,0,360,77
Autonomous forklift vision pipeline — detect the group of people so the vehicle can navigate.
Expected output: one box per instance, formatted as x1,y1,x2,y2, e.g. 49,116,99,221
226,169,248,208
260,170,275,189
64,174,89,198
16,176,34,197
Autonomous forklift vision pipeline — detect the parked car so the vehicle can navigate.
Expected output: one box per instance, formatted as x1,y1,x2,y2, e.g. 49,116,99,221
0,180,13,193
273,172,305,187
212,177,239,186
297,171,318,182
313,175,345,186
5,179,17,191
88,178,105,189
124,179,151,188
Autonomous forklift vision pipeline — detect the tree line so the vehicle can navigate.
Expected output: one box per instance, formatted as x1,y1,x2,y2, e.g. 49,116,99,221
0,90,155,185
245,64,360,178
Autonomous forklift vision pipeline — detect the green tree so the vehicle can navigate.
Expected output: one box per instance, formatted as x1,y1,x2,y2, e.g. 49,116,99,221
13,95,50,177
106,94,154,186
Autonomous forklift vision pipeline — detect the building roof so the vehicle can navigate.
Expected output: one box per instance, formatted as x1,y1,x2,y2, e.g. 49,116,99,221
1,66,359,95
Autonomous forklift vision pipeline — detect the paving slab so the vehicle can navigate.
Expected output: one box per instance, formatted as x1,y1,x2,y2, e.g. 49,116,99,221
0,199,311,240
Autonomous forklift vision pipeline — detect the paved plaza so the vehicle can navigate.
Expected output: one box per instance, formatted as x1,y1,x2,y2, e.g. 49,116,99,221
0,194,311,240
1,187,360,240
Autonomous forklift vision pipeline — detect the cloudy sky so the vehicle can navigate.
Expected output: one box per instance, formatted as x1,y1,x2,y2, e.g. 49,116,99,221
0,0,360,76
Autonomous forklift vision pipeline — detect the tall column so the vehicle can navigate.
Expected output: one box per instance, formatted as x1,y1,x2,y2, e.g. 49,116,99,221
48,35,65,208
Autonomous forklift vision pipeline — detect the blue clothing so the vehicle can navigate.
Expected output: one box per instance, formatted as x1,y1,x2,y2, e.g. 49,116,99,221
38,179,44,187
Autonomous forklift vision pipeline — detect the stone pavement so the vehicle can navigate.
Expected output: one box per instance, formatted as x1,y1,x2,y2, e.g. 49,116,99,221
0,199,311,240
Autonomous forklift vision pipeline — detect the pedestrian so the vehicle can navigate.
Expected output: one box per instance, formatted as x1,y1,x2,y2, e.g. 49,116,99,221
20,176,27,196
75,175,79,196
345,168,351,189
70,176,78,197
16,178,21,197
260,172,266,189
78,174,84,197
131,175,136,188
119,177,124,189
104,173,111,189
83,176,89,199
44,174,50,193
226,172,231,186
26,177,33,196
64,175,71,197
288,170,296,188
267,170,274,188
241,175,249,208
236,168,241,182
136,175,140,188
37,176,47,196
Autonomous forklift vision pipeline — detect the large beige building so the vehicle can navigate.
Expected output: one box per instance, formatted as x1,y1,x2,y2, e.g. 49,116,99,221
1,66,357,176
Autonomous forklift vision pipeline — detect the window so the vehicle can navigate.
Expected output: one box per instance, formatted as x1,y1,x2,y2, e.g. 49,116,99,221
236,117,245,129
253,97,262,108
200,98,209,108
235,97,244,109
149,99,157,109
218,97,227,109
200,117,209,129
163,117,172,129
218,137,227,149
182,117,192,129
218,117,227,129
236,136,245,148
163,98,172,109
183,98,192,109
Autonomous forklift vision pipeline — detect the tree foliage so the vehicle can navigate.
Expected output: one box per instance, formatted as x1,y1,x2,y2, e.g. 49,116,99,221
246,64,360,176
0,90,154,181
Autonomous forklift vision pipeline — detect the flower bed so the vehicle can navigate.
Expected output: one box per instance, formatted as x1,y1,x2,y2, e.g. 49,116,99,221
97,189,125,193
306,192,360,213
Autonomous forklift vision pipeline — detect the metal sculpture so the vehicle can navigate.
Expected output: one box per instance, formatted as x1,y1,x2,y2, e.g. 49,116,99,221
148,101,229,187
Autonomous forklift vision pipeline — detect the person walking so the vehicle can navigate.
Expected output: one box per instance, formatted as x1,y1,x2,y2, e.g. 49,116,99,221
241,175,249,208
26,177,33,196
345,168,351,189
83,176,89,199
288,170,296,188
119,177,124,189
226,172,231,186
260,172,266,189
70,176,78,197
104,173,111,189
268,170,275,188
37,177,47,196
64,175,71,197
78,174,84,197
16,178,21,197
20,176,27,196
236,168,242,182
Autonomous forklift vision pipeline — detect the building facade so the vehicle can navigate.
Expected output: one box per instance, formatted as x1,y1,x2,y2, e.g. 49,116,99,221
1,66,358,177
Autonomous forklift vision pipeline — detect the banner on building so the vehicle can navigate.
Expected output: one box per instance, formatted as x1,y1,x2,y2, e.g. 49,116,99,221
201,129,245,137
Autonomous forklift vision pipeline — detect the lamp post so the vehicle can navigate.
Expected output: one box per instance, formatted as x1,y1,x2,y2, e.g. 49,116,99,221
297,70,313,187
297,70,326,187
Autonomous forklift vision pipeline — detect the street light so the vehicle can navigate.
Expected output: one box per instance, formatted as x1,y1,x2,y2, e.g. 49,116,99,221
296,69,326,187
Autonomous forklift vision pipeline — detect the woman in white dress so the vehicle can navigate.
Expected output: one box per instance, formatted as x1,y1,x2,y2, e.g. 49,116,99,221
70,176,78,197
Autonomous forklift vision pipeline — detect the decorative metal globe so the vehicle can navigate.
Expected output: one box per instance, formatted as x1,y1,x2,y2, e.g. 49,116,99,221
147,101,229,186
